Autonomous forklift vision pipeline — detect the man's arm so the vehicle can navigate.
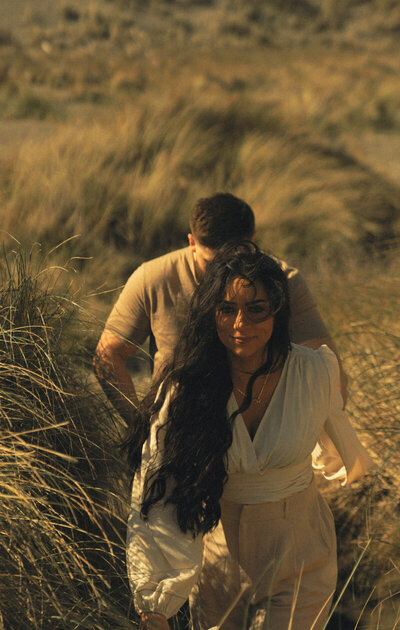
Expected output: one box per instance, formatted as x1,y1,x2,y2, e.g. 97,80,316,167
282,263,348,405
93,329,140,426
299,335,348,406
139,612,170,630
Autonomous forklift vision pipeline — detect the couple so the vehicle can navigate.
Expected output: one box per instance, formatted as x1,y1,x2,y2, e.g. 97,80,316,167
94,194,372,629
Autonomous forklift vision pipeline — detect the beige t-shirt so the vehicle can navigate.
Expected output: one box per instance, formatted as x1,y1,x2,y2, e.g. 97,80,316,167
105,247,329,374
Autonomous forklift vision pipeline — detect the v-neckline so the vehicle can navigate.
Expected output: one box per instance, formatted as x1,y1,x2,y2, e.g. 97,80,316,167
230,354,290,443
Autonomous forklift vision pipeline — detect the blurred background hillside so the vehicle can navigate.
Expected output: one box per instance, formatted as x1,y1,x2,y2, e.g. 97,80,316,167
1,0,400,292
1,1,400,628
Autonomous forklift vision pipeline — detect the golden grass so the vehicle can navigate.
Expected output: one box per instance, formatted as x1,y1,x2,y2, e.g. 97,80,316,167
2,218,400,629
2,87,399,295
0,248,134,628
306,254,400,627
1,0,400,626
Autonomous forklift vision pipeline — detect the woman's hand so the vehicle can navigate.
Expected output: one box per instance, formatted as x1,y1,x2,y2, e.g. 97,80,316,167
140,611,170,630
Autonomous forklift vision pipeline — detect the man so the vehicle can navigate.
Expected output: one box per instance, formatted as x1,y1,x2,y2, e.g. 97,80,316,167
94,193,346,426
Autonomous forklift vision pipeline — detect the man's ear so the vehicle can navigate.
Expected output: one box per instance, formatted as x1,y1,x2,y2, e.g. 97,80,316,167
188,233,196,251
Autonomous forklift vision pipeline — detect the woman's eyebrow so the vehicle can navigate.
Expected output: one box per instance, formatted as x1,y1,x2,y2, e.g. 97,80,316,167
221,298,268,304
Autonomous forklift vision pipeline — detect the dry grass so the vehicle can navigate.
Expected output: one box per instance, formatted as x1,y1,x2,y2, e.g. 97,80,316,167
2,87,400,293
0,247,134,628
1,8,400,292
1,0,400,627
1,244,399,628
309,253,400,628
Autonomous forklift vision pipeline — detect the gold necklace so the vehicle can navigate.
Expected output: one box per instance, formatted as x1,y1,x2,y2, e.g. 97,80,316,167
234,370,271,404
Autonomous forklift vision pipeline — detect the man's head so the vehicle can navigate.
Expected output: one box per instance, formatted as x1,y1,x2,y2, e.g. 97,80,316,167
188,193,255,277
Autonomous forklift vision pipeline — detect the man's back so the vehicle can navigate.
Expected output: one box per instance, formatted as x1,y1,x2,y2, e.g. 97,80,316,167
105,246,196,375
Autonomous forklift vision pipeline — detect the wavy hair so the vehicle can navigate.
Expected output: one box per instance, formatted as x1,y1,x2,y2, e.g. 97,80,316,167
123,242,291,536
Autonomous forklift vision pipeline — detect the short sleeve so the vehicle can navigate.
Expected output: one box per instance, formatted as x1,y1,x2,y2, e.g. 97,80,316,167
312,346,374,485
283,263,329,344
105,265,150,346
126,392,203,618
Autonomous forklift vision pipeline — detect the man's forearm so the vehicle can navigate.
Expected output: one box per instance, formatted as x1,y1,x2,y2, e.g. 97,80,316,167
93,351,139,427
140,612,170,630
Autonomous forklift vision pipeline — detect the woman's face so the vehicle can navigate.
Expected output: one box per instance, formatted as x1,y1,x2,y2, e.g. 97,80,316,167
215,277,274,367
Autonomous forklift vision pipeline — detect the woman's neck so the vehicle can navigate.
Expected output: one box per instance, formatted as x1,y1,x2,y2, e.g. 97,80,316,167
229,352,268,379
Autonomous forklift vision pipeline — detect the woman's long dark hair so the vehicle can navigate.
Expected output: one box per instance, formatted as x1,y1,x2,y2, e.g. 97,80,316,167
123,242,291,536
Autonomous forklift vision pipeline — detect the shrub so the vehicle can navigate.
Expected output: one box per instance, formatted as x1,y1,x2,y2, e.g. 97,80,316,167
0,29,16,46
62,5,81,22
4,90,60,120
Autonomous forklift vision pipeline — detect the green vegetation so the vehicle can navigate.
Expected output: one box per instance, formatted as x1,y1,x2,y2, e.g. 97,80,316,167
1,0,400,627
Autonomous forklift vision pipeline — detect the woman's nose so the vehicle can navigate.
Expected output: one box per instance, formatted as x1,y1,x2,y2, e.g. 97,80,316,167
233,309,247,329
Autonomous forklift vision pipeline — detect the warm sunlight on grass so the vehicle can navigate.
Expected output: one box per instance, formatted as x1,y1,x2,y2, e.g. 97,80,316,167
1,0,400,627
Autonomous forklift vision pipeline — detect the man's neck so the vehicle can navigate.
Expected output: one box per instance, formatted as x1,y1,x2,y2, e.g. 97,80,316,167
191,251,205,285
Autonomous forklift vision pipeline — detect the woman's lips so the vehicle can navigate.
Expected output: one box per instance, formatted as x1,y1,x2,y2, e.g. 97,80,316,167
231,336,253,343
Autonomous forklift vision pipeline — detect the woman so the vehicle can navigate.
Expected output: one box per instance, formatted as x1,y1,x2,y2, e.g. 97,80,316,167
125,243,372,630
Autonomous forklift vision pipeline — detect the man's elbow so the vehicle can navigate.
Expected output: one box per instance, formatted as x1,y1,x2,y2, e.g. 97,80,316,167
93,348,100,379
93,339,111,383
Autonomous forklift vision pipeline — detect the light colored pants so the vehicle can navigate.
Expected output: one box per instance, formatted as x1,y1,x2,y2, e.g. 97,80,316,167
189,479,337,630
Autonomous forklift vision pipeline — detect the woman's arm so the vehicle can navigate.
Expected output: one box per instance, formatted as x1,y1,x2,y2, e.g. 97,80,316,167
312,346,374,485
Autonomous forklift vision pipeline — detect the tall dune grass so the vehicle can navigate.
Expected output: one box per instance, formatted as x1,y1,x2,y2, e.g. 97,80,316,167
1,0,400,626
3,92,400,294
2,1,400,294
310,253,400,627
0,247,134,629
1,248,400,628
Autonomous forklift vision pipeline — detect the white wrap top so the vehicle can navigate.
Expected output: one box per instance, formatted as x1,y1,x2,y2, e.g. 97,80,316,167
126,344,373,618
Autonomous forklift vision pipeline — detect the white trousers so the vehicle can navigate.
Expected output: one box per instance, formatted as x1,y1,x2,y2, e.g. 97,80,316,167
190,479,337,630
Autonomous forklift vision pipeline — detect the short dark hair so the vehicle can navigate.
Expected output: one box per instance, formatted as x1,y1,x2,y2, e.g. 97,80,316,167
190,193,255,249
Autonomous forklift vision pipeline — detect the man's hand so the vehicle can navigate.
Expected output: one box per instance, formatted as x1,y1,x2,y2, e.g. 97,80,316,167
140,611,170,630
93,330,140,426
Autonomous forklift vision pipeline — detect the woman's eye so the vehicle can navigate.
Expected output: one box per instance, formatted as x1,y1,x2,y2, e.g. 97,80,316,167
219,304,235,315
247,305,268,315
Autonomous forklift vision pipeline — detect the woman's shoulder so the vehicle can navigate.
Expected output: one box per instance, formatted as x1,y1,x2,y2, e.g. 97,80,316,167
290,342,335,357
289,343,338,376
